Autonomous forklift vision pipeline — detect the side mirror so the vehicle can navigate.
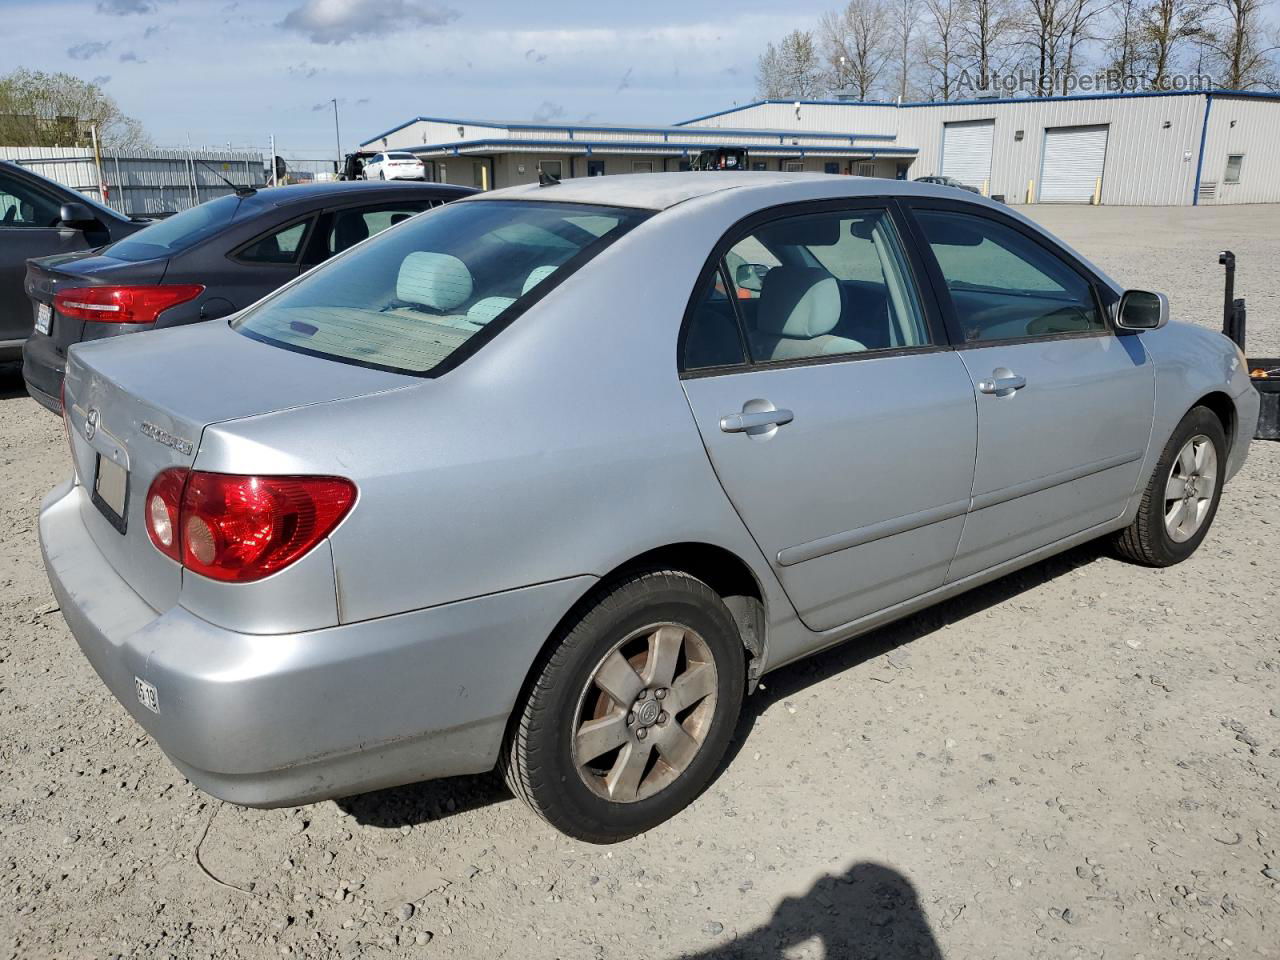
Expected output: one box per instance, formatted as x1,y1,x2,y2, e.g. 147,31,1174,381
735,262,770,293
59,202,101,231
1116,289,1168,331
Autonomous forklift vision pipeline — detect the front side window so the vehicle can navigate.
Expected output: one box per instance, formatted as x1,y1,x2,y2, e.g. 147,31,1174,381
1224,154,1243,184
234,200,647,375
914,209,1104,342
706,208,929,364
0,170,63,227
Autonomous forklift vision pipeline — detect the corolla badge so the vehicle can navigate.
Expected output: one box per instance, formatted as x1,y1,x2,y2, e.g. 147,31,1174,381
84,408,99,441
140,421,194,456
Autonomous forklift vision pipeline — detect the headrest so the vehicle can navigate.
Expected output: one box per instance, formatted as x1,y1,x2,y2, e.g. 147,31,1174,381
333,214,370,253
756,267,841,339
396,252,473,311
466,296,515,325
522,265,557,294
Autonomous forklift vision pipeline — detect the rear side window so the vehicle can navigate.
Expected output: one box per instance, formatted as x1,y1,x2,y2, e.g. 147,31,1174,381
309,202,431,263
234,200,648,375
106,194,243,262
914,209,1104,341
237,220,309,264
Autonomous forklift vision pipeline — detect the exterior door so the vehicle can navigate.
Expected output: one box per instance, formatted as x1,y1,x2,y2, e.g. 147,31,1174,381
907,204,1154,580
679,202,977,633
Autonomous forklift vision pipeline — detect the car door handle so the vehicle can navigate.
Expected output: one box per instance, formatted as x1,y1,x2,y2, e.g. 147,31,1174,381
719,408,794,433
977,373,1027,395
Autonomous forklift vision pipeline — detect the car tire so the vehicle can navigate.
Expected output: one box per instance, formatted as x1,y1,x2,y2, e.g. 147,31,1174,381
378,171,385,180
1113,406,1227,567
501,569,745,843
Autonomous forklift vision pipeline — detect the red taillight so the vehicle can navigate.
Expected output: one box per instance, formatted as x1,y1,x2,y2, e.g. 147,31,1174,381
54,284,204,325
143,470,356,582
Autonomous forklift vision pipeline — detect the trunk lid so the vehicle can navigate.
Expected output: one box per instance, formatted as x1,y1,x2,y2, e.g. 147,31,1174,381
63,319,417,611
27,252,169,353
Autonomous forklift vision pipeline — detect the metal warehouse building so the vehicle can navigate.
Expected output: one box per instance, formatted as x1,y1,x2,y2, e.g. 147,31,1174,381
362,89,1280,206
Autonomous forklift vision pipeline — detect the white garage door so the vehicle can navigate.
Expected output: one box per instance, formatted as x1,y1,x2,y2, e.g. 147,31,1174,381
941,120,994,191
1039,125,1109,203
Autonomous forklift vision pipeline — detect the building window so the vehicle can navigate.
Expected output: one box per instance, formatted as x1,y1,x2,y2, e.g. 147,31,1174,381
824,161,840,175
857,163,876,177
1224,154,1244,184
538,160,563,180
751,161,767,171
587,160,605,177
783,160,804,172
632,160,655,173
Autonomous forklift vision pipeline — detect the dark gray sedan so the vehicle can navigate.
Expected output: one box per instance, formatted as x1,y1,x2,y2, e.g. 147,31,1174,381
22,180,474,413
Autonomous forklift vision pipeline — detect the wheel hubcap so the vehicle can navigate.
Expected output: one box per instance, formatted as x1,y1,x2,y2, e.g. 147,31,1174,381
572,623,718,804
1164,434,1217,543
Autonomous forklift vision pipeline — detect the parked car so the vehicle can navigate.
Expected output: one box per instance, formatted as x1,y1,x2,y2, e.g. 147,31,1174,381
0,160,151,363
914,174,982,194
40,173,1258,843
362,152,425,181
22,180,474,413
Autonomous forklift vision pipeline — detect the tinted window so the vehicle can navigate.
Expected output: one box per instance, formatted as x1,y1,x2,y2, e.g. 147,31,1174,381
722,208,929,363
106,194,243,261
238,220,309,264
682,268,745,371
315,202,430,261
234,200,647,375
915,209,1104,342
0,169,64,227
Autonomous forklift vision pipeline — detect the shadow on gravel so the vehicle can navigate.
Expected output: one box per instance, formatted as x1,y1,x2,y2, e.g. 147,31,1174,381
0,361,28,400
671,862,942,960
337,539,1109,830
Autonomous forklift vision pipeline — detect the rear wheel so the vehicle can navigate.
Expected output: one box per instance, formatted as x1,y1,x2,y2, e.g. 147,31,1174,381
1114,406,1226,566
501,570,745,843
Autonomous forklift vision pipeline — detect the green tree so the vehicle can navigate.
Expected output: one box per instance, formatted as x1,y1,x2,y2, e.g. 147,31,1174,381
0,69,151,149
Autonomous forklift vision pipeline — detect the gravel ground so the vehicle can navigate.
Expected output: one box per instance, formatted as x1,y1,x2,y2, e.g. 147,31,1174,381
1,204,1278,960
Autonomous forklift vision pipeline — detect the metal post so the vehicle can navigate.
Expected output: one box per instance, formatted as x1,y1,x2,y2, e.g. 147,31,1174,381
89,122,107,205
332,99,342,171
1218,250,1235,337
112,155,124,214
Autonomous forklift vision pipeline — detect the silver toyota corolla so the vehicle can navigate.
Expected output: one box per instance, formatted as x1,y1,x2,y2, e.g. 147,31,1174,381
40,173,1259,842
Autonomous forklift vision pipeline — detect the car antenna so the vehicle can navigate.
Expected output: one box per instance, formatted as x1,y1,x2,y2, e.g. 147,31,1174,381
538,169,561,187
195,157,257,198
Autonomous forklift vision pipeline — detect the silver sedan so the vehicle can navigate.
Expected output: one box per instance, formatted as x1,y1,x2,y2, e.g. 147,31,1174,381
40,173,1259,842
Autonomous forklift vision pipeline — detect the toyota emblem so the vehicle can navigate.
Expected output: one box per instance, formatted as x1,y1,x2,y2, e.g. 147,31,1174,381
84,408,99,441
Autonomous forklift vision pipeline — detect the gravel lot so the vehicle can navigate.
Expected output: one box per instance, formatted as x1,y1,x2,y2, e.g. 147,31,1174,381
1,204,1277,960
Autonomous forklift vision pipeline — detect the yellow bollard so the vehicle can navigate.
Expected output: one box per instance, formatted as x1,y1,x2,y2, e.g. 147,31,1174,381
1026,179,1034,203
982,179,989,197
1092,177,1101,205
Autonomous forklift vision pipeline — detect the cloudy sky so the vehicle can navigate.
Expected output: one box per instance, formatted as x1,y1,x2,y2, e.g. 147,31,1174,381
9,0,827,157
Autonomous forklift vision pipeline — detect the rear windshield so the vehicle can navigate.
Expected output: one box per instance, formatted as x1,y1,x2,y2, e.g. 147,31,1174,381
232,199,648,375
104,193,243,262
389,153,418,160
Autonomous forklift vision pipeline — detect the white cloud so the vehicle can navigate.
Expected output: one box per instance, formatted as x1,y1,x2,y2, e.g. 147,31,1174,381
68,40,112,60
96,0,156,13
280,0,458,44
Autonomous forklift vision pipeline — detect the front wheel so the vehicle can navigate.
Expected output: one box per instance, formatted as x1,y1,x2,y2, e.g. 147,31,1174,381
501,570,745,843
1114,406,1227,566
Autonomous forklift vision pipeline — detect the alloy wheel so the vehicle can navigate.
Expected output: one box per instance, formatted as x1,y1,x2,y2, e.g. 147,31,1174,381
571,623,718,803
1164,434,1218,543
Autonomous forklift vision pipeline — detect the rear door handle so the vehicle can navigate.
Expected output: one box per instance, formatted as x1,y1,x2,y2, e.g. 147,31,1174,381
977,373,1027,395
719,408,794,433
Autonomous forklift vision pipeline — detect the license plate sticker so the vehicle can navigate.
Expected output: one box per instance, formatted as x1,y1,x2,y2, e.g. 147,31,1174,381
35,302,52,336
135,677,159,714
93,454,128,528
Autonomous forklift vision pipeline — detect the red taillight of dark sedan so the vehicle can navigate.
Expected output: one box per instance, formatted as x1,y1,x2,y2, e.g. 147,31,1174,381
145,469,356,582
54,284,204,325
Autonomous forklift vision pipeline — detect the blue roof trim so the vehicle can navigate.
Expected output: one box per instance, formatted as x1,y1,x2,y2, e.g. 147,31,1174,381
407,138,918,157
675,88,1280,124
361,114,900,147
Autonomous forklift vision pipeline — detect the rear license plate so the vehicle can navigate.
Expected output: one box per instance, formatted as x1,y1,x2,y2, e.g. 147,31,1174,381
93,454,128,530
35,302,52,335
135,676,159,714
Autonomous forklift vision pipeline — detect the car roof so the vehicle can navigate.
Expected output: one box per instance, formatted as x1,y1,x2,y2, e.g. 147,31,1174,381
249,180,475,210
467,171,988,212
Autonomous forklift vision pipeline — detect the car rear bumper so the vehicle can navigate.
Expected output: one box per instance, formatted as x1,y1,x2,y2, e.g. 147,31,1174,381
22,332,63,414
39,478,595,807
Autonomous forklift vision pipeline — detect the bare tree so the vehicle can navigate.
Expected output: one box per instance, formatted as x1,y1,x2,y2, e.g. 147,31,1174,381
1104,0,1147,82
757,29,828,99
1201,0,1279,88
819,0,893,100
888,0,923,100
1060,0,1105,93
1020,0,1067,93
961,0,1019,90
918,0,966,99
0,69,151,149
1140,0,1212,88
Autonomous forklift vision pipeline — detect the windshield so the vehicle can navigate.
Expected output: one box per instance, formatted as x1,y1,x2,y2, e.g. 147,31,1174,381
233,199,648,376
104,194,244,262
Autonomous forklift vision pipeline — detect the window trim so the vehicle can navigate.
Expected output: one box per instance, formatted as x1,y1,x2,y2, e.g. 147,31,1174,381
1224,154,1244,184
228,213,318,267
677,197,950,379
898,198,1116,349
